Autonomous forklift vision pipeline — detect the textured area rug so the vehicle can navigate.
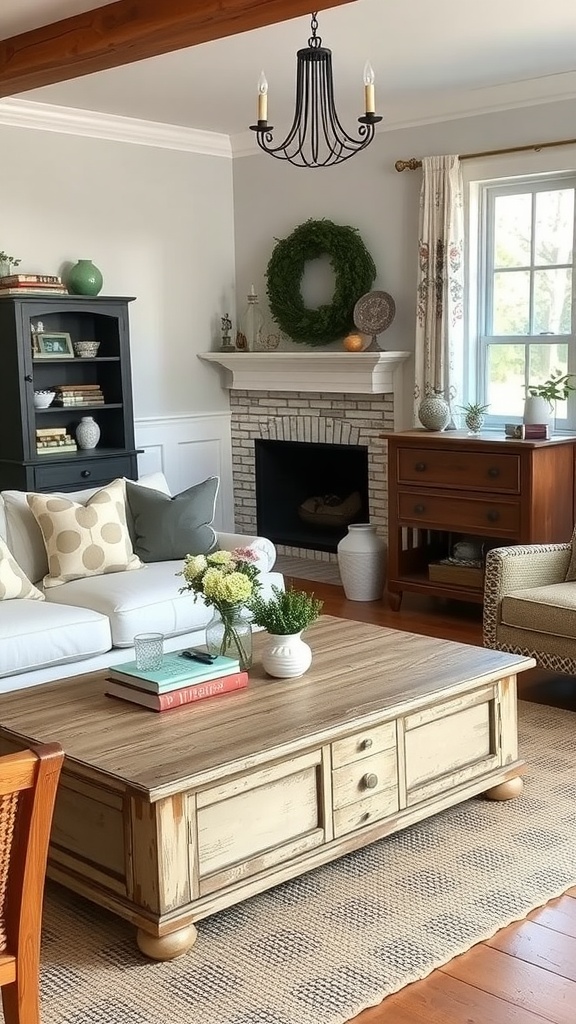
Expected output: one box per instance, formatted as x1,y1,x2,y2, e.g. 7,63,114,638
36,702,576,1024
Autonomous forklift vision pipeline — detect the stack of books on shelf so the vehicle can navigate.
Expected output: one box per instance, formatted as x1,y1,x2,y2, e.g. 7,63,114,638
36,426,77,454
52,384,104,406
106,652,249,712
0,274,68,296
504,423,550,440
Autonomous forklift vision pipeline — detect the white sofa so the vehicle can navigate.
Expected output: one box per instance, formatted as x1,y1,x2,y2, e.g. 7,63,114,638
0,473,283,693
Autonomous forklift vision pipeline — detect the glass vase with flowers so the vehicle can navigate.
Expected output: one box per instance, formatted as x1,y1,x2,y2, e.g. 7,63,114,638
179,548,261,670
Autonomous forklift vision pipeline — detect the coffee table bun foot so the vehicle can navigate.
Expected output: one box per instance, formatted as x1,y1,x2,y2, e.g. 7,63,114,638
484,776,524,801
137,923,198,961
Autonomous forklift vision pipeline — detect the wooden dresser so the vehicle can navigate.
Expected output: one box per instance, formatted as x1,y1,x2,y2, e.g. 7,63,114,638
383,430,576,608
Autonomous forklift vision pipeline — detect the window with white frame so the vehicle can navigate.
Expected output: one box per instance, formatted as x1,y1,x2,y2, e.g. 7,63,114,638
474,173,576,428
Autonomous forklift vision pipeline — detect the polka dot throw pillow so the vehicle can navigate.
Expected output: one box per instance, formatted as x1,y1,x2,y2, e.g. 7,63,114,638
26,478,143,588
0,536,44,601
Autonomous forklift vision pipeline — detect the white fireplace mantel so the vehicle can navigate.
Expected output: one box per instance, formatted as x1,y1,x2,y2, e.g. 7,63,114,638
199,350,411,396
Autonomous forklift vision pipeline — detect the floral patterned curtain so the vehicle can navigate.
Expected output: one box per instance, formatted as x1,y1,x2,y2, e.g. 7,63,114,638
413,155,464,426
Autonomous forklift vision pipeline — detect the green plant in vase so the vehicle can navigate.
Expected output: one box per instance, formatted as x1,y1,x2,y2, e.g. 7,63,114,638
458,401,489,435
0,250,22,276
524,372,576,428
249,586,324,679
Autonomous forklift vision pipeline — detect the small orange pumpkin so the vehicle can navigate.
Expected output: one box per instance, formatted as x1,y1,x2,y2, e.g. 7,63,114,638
343,333,364,352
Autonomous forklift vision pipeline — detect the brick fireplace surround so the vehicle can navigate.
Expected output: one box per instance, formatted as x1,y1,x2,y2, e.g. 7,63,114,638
201,352,410,562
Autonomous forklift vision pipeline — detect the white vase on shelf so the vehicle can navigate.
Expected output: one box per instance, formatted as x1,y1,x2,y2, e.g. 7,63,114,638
337,523,386,602
75,416,100,450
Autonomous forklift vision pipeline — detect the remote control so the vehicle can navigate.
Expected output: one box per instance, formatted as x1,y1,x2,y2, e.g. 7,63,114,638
179,649,216,664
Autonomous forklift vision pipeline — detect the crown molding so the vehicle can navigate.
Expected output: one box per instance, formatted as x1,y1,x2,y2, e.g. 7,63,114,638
0,98,232,157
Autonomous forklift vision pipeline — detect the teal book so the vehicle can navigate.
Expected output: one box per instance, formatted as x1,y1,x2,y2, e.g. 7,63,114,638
109,652,240,693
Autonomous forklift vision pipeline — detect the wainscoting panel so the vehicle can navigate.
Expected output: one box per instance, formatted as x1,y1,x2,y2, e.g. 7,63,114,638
135,413,234,532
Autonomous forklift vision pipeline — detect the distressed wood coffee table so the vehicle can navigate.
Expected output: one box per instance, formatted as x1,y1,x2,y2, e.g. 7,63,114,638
0,616,534,960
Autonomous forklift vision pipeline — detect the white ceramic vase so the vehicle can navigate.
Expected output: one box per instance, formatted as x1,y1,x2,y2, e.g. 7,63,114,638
337,523,386,602
523,395,553,428
262,632,312,679
75,415,101,450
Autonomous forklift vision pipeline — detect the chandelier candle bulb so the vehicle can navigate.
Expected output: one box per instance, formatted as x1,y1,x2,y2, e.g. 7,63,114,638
363,61,375,114
257,71,268,122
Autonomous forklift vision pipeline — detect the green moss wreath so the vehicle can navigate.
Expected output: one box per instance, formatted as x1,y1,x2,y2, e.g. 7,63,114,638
265,219,376,346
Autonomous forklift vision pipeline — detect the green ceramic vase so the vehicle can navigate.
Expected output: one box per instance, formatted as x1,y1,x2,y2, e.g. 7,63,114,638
67,259,103,296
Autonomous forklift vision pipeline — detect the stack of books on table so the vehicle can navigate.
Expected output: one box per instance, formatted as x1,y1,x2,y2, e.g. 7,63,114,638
36,426,77,454
53,384,105,406
105,652,248,712
0,274,68,296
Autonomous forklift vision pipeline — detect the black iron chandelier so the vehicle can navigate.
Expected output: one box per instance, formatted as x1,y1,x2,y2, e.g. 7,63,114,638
250,12,382,169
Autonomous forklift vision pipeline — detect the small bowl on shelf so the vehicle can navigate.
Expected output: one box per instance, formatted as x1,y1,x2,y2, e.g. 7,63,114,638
73,340,100,358
33,390,55,410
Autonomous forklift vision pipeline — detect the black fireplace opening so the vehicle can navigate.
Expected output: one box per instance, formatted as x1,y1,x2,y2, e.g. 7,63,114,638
254,439,369,553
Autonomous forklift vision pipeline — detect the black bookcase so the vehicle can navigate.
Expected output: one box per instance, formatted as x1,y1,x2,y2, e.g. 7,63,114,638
0,295,140,492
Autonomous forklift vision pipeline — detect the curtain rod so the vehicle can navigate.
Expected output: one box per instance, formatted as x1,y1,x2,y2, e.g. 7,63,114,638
394,136,576,172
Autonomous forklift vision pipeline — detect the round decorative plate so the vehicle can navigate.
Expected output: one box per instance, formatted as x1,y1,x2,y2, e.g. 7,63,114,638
353,290,396,336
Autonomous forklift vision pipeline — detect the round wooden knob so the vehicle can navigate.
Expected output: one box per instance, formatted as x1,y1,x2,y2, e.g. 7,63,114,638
362,772,378,790
414,504,425,514
487,510,499,522
415,461,426,472
488,466,500,478
360,737,373,751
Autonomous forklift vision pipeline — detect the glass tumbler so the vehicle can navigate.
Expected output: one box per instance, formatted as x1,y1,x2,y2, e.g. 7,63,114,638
134,632,164,671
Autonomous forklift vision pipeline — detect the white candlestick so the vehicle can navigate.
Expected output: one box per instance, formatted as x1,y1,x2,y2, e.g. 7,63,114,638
257,71,268,122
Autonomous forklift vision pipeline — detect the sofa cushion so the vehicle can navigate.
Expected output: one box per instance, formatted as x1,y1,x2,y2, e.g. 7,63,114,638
1,472,170,583
0,601,111,678
0,537,44,601
27,479,143,588
125,477,218,562
565,526,576,581
501,582,576,640
43,562,213,646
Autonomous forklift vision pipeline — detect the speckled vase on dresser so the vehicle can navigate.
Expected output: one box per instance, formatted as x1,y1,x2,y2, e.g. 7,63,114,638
417,393,450,431
76,416,100,450
337,523,386,602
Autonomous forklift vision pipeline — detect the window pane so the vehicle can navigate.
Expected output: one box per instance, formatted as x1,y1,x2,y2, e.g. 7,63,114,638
534,189,574,266
493,270,530,334
533,269,572,334
494,193,531,268
528,343,569,417
486,344,525,416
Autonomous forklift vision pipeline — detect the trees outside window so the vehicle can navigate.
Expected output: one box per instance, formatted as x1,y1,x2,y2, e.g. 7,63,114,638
475,174,576,427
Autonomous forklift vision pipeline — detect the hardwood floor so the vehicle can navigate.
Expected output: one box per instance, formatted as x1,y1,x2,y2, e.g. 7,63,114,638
290,578,576,1024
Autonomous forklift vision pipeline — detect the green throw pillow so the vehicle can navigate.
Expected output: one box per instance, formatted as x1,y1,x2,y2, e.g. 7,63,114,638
125,477,219,562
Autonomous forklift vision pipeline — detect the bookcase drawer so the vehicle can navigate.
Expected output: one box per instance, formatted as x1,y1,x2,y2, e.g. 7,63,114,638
34,454,135,491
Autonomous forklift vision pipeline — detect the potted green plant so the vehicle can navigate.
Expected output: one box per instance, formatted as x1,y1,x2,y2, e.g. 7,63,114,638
524,372,576,426
458,401,489,435
0,250,22,277
249,585,323,678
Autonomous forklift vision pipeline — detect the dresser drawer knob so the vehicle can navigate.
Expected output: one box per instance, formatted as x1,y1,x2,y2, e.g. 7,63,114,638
487,509,499,522
414,503,425,515
488,466,500,478
81,470,92,478
362,772,378,790
415,461,426,472
360,737,373,751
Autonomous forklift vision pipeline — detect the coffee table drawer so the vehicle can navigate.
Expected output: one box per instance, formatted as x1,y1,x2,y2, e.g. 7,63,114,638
397,447,521,493
332,748,397,810
334,786,399,838
196,750,324,895
332,721,396,769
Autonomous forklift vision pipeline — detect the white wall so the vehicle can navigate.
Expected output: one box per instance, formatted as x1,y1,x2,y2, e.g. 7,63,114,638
0,124,235,418
232,97,576,425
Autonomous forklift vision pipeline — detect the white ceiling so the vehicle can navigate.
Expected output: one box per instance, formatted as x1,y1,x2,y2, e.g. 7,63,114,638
3,1,576,139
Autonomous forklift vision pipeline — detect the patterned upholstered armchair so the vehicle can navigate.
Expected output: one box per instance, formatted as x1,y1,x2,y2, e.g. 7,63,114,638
483,542,576,674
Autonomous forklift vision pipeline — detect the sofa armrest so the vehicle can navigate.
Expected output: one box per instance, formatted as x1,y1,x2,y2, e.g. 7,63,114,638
483,543,571,648
216,532,277,574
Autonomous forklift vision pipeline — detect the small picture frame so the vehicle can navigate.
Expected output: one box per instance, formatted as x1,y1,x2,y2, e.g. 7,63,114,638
34,332,74,358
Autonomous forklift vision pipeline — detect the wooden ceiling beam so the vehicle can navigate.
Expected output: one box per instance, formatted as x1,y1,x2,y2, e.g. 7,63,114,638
0,0,355,98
